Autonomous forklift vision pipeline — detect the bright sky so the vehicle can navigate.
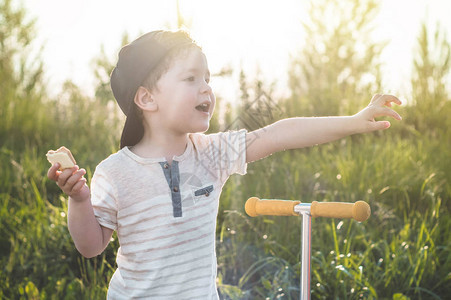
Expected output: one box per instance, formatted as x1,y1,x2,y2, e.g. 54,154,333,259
23,0,451,102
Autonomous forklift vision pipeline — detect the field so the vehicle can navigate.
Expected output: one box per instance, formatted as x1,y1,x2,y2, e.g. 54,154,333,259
1,0,450,299
1,87,450,299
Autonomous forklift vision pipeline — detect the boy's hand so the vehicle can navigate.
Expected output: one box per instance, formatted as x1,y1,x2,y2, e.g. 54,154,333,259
353,94,402,133
47,164,90,202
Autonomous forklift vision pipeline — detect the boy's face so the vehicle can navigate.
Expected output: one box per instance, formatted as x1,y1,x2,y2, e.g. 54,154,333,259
151,47,215,135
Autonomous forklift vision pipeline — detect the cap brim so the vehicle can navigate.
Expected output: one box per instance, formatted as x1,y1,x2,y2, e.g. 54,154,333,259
120,105,144,149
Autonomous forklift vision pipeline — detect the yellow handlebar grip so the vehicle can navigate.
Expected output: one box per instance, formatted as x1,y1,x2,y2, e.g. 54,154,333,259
310,200,371,222
245,197,301,217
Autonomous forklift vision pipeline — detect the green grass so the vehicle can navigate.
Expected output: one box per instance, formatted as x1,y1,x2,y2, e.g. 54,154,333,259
1,113,450,299
2,0,450,297
216,127,451,299
1,94,450,299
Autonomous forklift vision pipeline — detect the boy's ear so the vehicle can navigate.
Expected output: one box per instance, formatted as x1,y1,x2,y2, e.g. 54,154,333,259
134,86,158,111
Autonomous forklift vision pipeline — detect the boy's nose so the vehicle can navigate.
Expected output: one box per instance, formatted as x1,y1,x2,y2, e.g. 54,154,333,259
201,81,212,94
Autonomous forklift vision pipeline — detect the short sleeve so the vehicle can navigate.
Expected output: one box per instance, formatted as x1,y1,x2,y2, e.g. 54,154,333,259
194,129,247,182
90,166,118,231
219,129,247,176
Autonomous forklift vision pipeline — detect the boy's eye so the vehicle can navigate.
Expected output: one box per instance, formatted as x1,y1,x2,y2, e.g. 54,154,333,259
184,75,210,84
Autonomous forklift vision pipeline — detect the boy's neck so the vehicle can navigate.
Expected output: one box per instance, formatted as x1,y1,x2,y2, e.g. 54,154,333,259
130,132,189,164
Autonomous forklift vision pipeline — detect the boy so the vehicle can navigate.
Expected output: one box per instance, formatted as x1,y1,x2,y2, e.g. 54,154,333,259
47,30,402,299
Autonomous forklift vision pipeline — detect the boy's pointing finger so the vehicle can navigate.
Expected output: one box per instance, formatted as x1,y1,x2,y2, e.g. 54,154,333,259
381,94,402,106
374,107,402,120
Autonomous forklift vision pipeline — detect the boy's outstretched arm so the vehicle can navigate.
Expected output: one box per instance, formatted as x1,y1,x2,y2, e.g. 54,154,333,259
246,94,402,163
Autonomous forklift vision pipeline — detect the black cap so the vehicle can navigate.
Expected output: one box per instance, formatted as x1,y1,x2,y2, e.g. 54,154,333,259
110,30,193,148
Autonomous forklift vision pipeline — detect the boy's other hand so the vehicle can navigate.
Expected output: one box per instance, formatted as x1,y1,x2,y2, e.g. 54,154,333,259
353,94,402,133
47,164,90,202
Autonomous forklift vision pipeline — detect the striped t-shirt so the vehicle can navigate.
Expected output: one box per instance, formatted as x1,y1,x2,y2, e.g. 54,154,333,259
90,130,247,299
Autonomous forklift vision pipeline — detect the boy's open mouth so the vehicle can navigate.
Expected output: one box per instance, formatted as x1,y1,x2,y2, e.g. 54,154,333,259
196,103,210,113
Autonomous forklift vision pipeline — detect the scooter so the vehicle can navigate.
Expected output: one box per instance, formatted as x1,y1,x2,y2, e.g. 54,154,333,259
245,197,371,300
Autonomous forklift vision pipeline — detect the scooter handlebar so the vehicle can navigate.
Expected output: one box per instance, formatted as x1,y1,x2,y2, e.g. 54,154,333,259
245,197,300,217
311,201,370,222
245,197,371,222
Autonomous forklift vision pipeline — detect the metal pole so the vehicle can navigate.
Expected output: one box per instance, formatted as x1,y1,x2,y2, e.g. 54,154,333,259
294,203,312,300
300,211,312,300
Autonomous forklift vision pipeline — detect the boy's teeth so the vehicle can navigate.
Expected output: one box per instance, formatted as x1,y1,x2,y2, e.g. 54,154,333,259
197,103,209,112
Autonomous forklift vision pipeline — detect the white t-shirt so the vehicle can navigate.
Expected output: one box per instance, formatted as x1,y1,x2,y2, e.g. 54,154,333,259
90,130,247,299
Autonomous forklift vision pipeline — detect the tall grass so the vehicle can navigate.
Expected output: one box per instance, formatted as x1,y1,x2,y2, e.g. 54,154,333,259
1,0,450,299
216,123,451,299
1,77,450,299
0,89,121,299
2,127,449,299
1,91,450,299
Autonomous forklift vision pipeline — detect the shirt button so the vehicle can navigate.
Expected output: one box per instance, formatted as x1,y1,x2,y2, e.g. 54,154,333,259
173,186,179,192
164,163,169,169
205,192,210,197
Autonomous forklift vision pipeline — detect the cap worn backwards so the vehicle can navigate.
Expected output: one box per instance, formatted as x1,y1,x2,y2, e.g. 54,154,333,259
110,30,195,148
110,31,168,116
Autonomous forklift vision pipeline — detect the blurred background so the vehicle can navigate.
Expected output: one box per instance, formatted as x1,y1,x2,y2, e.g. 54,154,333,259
1,0,450,299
